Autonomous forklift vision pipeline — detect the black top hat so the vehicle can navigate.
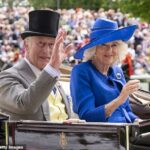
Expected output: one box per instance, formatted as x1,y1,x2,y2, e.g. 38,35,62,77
21,10,60,39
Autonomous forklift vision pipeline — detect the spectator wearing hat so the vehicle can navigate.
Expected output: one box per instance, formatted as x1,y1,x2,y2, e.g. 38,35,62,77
0,10,72,121
71,18,140,123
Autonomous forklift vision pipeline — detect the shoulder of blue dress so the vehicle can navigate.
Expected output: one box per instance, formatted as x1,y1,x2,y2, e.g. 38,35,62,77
71,61,91,76
73,61,92,70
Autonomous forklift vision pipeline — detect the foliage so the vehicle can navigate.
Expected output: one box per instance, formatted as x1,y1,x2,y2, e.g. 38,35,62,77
28,0,121,10
60,0,102,9
27,0,150,23
28,0,56,9
28,0,103,10
1,0,150,23
117,0,150,23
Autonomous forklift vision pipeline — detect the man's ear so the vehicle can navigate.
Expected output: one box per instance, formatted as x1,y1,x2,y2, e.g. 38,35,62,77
24,37,31,53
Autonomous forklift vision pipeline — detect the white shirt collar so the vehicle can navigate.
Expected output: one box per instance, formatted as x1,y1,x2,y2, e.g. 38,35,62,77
24,58,41,77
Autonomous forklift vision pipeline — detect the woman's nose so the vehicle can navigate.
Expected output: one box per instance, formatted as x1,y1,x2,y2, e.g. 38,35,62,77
107,45,113,51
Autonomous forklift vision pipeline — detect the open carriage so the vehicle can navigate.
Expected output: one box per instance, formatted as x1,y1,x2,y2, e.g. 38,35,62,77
0,113,150,150
0,65,150,150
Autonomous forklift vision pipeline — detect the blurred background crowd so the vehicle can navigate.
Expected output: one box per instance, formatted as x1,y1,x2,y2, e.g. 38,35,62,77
0,6,150,76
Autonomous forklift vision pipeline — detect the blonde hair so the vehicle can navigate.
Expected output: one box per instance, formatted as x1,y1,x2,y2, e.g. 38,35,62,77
83,47,96,62
83,40,128,63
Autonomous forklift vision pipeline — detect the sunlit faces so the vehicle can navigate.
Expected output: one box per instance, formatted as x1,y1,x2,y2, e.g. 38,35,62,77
25,36,55,70
95,41,119,66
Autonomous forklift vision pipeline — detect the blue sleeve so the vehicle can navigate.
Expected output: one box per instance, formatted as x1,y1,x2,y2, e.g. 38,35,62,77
70,66,106,122
125,99,138,122
114,66,138,122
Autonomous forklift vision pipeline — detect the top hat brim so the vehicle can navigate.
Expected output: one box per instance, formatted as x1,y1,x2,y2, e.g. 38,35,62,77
21,31,56,40
74,25,137,59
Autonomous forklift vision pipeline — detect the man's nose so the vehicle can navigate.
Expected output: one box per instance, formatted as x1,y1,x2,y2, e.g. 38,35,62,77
43,44,50,53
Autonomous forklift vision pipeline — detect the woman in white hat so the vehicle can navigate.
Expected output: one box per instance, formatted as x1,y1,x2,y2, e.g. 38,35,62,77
70,18,140,123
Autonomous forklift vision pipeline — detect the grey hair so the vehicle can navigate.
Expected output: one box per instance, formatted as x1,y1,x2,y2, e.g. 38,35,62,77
24,36,33,58
83,47,96,62
23,37,32,50
83,40,128,62
24,36,32,43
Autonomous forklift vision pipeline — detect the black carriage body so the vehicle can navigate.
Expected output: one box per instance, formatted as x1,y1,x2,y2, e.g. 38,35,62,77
9,121,129,150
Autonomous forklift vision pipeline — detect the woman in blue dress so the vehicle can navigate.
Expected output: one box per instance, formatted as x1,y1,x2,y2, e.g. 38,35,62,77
70,18,140,123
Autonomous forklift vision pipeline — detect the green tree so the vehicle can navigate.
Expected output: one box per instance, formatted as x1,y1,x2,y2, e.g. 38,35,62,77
28,0,103,9
28,0,56,9
0,0,29,7
118,0,150,23
0,0,13,8
27,0,122,11
28,0,150,23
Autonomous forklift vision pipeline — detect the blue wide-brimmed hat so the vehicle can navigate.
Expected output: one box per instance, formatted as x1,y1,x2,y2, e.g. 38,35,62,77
74,18,137,59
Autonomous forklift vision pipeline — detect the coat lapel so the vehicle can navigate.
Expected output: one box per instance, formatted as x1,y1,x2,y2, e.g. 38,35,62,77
56,82,71,118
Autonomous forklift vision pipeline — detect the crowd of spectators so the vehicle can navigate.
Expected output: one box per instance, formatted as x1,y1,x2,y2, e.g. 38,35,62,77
0,7,150,76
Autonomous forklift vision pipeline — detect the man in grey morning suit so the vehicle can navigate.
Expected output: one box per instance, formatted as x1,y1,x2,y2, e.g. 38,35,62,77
0,10,72,121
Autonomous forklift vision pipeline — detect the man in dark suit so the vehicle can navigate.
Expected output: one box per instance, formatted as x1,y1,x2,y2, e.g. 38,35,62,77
0,10,72,121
